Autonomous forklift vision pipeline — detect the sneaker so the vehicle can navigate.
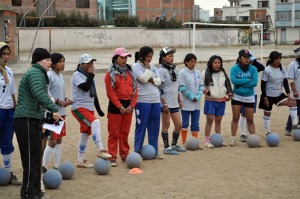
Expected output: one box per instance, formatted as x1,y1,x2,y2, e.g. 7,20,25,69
97,150,112,159
163,147,179,155
205,142,215,148
9,173,22,186
221,143,227,147
110,160,117,167
77,160,94,168
285,130,292,136
229,138,237,146
171,145,186,152
42,166,47,174
41,179,45,193
239,135,247,142
154,154,164,160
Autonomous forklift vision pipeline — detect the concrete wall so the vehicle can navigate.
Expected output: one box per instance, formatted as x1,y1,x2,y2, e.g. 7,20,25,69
18,27,241,52
18,27,299,52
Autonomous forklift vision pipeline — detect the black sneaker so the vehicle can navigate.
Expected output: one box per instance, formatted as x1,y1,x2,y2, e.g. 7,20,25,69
239,135,247,142
42,166,47,174
9,173,22,186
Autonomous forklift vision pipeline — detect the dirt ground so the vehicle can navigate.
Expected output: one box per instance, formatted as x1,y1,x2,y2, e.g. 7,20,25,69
1,58,300,199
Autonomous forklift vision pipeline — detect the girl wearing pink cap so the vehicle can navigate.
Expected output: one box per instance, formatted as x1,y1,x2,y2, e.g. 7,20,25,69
105,48,138,167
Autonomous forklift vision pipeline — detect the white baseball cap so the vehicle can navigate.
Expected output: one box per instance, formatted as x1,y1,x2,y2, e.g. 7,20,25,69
79,54,97,64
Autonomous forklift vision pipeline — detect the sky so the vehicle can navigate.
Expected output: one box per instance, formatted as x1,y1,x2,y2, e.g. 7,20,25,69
195,0,228,16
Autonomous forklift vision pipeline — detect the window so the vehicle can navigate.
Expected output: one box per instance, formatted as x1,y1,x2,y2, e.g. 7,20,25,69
241,4,251,7
258,1,269,8
12,0,22,6
276,0,289,3
295,11,300,19
225,16,236,21
216,11,219,14
255,13,261,20
276,11,292,20
76,0,89,8
163,0,170,3
239,16,249,22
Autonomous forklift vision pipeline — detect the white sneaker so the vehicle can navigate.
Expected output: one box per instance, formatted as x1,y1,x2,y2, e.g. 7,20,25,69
97,150,112,159
229,138,237,146
205,142,215,148
77,160,94,168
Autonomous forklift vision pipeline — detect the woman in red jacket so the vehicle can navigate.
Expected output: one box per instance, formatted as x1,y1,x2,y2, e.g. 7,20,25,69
105,48,138,167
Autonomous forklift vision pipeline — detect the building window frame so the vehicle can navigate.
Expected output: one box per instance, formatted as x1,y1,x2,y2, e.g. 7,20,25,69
258,1,269,8
76,0,90,8
163,0,171,3
12,0,22,6
295,11,300,19
276,0,290,4
225,16,237,21
276,11,292,20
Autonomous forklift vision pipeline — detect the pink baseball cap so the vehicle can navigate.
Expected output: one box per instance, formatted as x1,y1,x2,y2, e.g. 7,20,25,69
112,48,132,58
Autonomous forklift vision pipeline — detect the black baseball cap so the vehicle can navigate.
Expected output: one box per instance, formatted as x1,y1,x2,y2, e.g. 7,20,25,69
239,49,251,58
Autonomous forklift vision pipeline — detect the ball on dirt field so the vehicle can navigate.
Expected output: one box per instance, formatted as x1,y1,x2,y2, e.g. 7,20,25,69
94,158,111,175
292,129,300,141
126,152,142,168
185,137,200,151
266,133,280,147
246,134,261,148
210,133,223,147
0,168,10,186
43,169,62,189
141,144,156,160
58,162,75,180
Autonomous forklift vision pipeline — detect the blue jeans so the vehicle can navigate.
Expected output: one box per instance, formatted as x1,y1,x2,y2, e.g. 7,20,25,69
286,99,300,132
181,110,200,132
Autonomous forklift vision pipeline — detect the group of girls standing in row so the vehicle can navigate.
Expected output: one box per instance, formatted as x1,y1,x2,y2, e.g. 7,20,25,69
1,43,299,198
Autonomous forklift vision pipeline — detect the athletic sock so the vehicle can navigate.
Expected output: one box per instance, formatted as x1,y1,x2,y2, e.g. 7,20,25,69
290,107,298,126
2,153,12,172
91,119,104,151
43,146,54,169
181,129,188,144
205,136,210,143
171,131,180,146
161,131,169,148
239,116,246,136
263,116,271,133
53,144,61,168
78,133,89,163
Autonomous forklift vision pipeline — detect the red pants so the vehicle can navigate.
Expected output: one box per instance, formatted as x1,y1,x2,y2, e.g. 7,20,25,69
107,113,132,160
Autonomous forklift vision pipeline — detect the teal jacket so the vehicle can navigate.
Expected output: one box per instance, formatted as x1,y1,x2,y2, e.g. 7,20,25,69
230,64,258,97
14,64,58,119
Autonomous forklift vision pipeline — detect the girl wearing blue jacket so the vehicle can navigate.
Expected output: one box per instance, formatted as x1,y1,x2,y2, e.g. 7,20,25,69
229,49,258,146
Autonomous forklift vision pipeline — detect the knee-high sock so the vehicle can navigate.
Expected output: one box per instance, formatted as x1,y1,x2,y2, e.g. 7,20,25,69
161,131,169,148
2,153,12,172
171,131,180,146
263,116,271,133
181,129,188,144
53,144,61,168
290,107,298,126
78,133,89,162
91,120,104,151
239,116,246,136
43,146,54,168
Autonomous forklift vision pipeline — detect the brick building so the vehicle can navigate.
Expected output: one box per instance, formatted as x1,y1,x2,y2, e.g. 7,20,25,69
0,0,98,18
136,0,194,22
